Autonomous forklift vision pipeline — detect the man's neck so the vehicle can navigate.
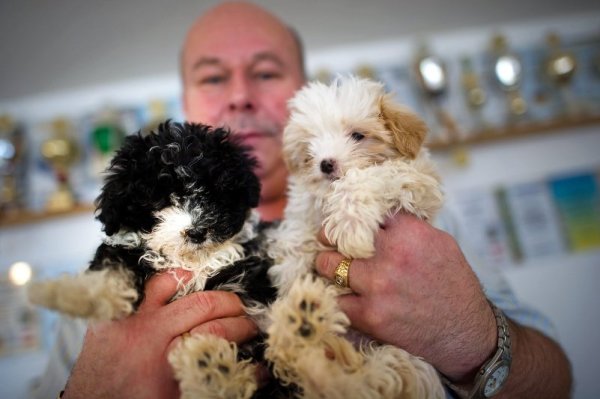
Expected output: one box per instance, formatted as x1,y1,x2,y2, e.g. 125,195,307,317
257,165,288,222
257,195,286,222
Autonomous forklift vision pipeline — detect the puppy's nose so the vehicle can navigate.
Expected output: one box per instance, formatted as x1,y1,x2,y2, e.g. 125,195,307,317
298,320,314,337
320,159,336,175
185,227,207,243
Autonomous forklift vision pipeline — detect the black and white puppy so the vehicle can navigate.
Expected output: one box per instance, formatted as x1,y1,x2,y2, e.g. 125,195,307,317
29,120,274,321
29,121,302,399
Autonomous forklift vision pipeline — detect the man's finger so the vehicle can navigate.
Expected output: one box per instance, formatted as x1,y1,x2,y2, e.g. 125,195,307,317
337,294,371,334
314,251,368,294
139,270,192,311
167,315,259,354
190,316,258,344
162,290,245,337
317,228,333,247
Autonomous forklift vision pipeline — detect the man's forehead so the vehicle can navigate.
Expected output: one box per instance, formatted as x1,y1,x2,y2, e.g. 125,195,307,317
185,15,296,62
190,50,285,71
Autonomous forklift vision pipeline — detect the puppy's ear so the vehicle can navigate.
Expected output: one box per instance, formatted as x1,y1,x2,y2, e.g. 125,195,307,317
282,123,310,175
95,133,156,236
95,193,122,236
95,174,126,237
379,94,427,159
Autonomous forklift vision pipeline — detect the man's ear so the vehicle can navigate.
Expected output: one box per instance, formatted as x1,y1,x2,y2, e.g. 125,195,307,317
379,94,427,159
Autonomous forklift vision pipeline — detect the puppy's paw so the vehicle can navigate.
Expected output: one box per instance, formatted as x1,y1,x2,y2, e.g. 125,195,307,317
323,217,376,259
28,269,137,320
334,230,375,259
364,345,446,399
266,276,350,388
168,334,257,399
268,276,349,345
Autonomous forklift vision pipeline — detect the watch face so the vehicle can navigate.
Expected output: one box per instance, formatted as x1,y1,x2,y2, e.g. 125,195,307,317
484,364,510,397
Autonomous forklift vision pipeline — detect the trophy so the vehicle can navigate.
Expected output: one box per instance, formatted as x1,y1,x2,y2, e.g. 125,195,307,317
460,57,489,133
90,107,126,176
312,68,333,84
489,34,527,122
414,44,462,144
0,115,26,215
141,99,169,136
545,32,580,118
41,118,80,212
355,64,378,81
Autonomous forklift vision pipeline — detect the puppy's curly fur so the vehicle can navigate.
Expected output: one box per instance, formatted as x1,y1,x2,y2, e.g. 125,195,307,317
266,76,446,399
28,122,285,398
30,121,272,316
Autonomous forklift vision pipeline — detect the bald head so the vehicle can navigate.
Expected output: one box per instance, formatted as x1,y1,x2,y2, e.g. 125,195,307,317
181,1,305,83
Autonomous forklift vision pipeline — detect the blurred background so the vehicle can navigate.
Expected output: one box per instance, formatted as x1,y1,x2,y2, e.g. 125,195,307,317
1,0,600,398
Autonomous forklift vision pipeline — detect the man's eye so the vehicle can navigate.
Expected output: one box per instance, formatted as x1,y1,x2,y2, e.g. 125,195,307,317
255,71,280,80
351,131,365,141
199,75,225,85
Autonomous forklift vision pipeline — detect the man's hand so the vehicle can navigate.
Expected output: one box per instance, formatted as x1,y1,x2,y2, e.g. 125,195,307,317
63,271,258,399
315,212,497,381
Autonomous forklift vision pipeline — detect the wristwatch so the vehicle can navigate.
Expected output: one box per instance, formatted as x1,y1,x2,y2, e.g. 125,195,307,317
443,301,512,398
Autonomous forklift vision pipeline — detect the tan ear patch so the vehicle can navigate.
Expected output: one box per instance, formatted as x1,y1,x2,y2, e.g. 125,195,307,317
283,124,311,175
379,94,427,159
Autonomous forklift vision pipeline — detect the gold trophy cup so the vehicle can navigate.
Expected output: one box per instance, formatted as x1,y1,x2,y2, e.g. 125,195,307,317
461,57,488,133
545,32,580,119
490,34,527,122
41,118,79,212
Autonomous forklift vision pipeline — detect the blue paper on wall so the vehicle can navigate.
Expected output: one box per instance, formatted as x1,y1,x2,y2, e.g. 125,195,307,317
549,171,600,251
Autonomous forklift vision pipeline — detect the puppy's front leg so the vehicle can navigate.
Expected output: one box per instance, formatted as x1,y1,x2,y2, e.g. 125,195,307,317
265,275,351,389
323,160,443,259
28,268,138,320
322,166,391,259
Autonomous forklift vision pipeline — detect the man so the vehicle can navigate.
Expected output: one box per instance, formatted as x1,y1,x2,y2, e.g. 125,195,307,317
57,2,571,398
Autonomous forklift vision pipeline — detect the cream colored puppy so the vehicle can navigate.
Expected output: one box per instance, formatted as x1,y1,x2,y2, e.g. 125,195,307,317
269,76,443,292
266,76,445,399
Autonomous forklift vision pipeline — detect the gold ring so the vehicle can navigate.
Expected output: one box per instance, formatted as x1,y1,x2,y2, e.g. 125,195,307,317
334,258,352,288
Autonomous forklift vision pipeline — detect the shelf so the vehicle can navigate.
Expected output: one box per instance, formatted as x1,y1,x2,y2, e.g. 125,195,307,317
1,114,599,228
428,114,600,150
0,204,95,228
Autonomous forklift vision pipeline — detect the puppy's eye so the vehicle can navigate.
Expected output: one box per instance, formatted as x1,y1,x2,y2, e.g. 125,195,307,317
351,131,365,141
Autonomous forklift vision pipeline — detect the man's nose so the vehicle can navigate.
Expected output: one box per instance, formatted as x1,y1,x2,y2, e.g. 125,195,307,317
228,75,255,112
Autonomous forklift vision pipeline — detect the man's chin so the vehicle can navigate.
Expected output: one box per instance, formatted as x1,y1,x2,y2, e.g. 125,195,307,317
238,133,267,146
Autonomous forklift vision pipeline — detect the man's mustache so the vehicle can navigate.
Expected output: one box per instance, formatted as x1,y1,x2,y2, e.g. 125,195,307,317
219,116,279,138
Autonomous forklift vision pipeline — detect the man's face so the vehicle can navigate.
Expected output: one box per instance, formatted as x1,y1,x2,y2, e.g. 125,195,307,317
181,13,304,183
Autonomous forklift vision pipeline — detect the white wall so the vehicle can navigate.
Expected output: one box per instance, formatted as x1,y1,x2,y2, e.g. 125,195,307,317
505,251,600,399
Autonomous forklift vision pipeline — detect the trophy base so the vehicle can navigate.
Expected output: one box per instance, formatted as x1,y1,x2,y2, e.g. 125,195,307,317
46,187,76,213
